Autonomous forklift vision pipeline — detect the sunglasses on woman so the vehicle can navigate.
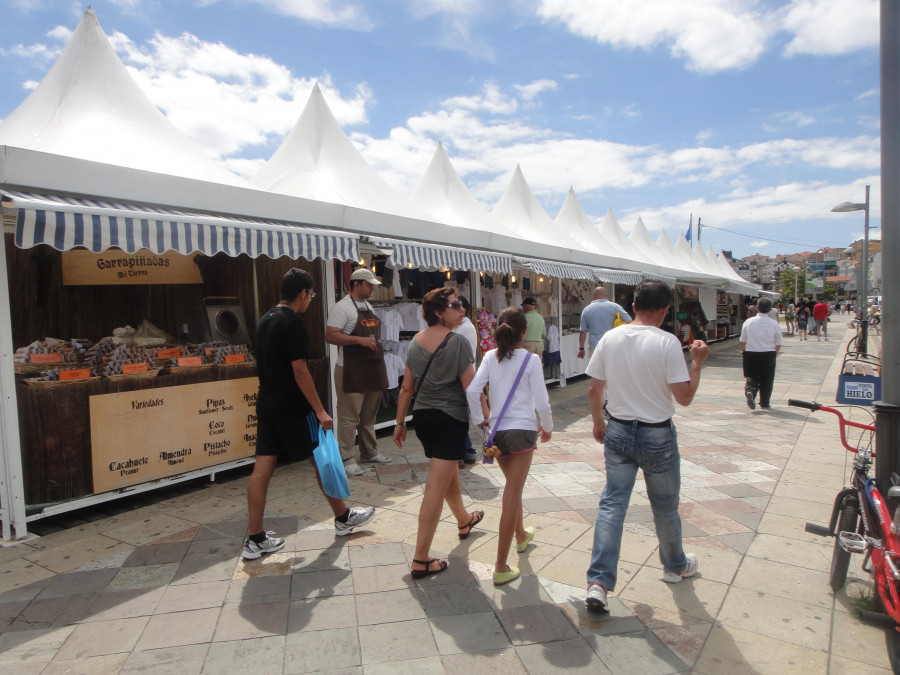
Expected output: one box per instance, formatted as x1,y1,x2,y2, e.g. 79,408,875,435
448,301,464,310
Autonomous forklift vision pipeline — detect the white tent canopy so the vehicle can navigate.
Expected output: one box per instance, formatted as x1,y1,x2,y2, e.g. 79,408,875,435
252,83,434,222
0,8,245,187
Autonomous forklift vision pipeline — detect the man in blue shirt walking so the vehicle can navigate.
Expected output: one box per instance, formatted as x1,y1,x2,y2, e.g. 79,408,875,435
578,287,631,360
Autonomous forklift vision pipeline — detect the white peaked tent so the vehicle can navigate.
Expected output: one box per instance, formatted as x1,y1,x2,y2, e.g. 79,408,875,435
629,217,693,277
409,142,509,238
492,166,595,280
252,83,433,222
671,233,721,282
595,209,675,281
492,165,560,247
0,8,245,187
553,191,643,283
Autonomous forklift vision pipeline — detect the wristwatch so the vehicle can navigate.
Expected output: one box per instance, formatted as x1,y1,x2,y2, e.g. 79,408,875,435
578,347,585,352
395,421,407,428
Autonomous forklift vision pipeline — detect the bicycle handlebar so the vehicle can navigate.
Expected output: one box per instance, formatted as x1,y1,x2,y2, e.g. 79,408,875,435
788,399,875,454
788,399,819,411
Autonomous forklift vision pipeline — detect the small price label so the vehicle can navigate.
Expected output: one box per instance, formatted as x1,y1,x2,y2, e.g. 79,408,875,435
122,363,149,374
177,356,203,366
224,354,246,364
30,353,63,364
59,369,90,381
157,348,182,359
205,347,216,356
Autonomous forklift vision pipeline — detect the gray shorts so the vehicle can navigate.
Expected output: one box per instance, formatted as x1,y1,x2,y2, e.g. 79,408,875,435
492,429,538,456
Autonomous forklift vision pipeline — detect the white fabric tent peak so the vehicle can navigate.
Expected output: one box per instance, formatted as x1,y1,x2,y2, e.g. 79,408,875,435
408,142,508,237
492,165,563,246
0,8,245,187
253,83,433,221
554,188,606,253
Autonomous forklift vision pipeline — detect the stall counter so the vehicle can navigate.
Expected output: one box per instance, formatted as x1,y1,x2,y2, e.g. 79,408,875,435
560,333,589,379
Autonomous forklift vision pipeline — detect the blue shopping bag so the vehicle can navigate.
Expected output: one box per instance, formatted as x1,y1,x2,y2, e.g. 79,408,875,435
313,426,351,499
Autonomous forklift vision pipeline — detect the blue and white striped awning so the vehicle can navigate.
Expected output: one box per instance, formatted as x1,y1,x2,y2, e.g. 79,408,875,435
2,190,360,262
372,237,512,274
514,257,594,281
592,268,644,285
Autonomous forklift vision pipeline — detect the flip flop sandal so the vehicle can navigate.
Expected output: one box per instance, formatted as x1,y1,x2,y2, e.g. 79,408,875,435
411,558,448,579
458,510,485,539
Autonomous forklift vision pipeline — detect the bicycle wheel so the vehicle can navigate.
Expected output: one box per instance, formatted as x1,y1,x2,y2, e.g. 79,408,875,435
830,498,860,591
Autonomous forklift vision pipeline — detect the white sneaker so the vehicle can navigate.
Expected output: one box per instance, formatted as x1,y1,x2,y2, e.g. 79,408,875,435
360,454,391,464
241,532,285,560
661,553,699,583
585,583,608,611
335,506,376,536
343,461,367,476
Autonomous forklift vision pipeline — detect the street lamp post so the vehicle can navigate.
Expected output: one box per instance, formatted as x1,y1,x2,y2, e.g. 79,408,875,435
832,184,870,353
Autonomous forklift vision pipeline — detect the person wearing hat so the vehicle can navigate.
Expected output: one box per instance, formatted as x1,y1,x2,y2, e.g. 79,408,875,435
521,298,545,361
326,268,391,476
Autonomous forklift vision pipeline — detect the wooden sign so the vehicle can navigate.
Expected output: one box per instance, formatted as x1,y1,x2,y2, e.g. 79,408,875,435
62,249,203,286
59,369,91,380
177,356,203,367
30,353,62,364
89,377,258,493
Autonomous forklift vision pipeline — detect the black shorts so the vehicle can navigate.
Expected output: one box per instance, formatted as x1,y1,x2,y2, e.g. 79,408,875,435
255,409,318,461
493,429,538,456
412,408,468,461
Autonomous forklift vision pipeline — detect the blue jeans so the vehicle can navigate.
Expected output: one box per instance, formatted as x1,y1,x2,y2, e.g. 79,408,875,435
587,420,686,591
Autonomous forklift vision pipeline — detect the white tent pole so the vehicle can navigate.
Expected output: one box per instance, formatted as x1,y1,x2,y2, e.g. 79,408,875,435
0,231,27,540
324,259,338,417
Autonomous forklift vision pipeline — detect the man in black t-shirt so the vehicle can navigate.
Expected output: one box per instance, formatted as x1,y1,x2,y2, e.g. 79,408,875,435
243,268,376,560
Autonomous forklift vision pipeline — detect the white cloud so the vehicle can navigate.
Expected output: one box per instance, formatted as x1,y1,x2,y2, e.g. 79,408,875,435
513,79,558,102
751,240,770,247
536,0,877,73
108,30,372,159
782,0,877,57
536,0,769,73
197,0,373,30
762,110,817,132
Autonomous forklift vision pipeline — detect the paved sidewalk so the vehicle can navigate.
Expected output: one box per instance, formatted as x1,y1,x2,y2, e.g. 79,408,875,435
0,323,893,673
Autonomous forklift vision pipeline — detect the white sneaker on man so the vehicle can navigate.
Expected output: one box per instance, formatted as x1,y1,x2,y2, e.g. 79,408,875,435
343,461,367,476
585,583,608,611
335,506,376,535
661,553,699,583
360,454,391,464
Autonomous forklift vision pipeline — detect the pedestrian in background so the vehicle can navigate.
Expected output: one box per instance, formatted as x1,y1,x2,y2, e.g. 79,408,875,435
468,306,553,586
578,287,631,361
453,295,480,465
521,297,545,361
741,297,783,410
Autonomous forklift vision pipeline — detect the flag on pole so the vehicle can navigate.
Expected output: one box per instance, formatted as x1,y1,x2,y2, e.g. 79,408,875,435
685,223,692,243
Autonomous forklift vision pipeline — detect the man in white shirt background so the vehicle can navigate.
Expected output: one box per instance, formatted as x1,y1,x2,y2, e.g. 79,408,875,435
740,297,783,410
454,296,480,465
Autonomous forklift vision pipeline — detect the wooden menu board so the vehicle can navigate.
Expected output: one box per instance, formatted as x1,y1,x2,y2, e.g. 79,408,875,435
90,378,258,492
62,249,203,286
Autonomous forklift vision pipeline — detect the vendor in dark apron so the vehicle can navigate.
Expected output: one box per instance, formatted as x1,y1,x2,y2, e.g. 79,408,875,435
325,267,391,472
343,305,389,393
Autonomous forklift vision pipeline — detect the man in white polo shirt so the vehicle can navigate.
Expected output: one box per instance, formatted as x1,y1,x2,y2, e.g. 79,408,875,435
740,297,783,410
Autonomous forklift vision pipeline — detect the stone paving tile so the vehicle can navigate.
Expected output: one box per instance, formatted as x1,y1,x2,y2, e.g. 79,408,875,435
121,643,208,675
56,616,148,660
516,638,613,674
0,332,893,673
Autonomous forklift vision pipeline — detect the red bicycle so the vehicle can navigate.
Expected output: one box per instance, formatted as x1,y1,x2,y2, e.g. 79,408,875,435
791,399,900,629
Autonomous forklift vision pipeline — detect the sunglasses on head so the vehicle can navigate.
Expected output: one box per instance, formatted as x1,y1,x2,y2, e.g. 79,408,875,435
448,300,464,310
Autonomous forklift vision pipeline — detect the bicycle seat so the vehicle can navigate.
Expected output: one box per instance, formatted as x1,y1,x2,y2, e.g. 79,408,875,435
889,486,900,500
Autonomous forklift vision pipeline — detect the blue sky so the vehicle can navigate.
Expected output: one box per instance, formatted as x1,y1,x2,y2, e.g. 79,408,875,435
0,0,880,258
